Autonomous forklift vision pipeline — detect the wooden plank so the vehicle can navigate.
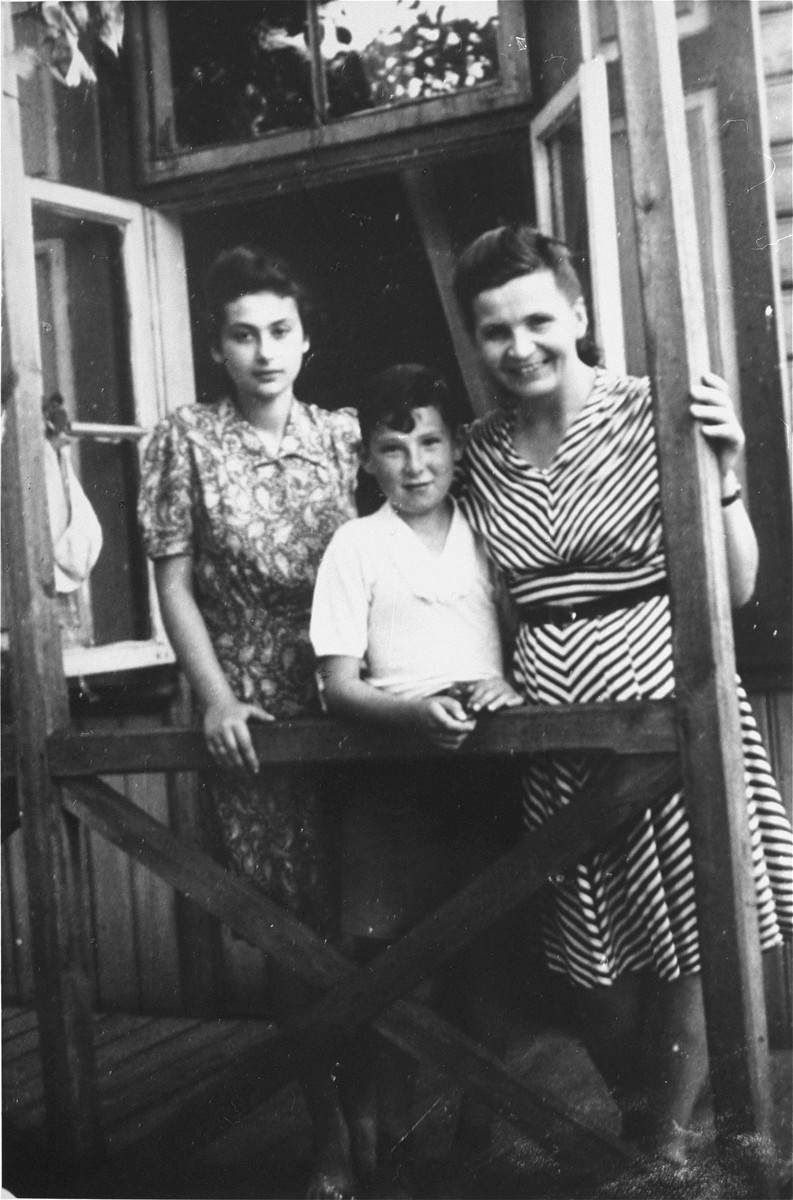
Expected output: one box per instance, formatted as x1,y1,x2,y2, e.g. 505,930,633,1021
400,166,496,417
1,840,31,998
88,768,141,1012
7,701,678,779
702,1,793,677
1,6,101,1159
165,681,225,1016
773,144,792,217
615,0,774,1170
759,6,793,76
767,76,793,145
2,1008,38,1042
5,1016,180,1127
97,1020,268,1129
126,763,182,1013
59,773,644,1172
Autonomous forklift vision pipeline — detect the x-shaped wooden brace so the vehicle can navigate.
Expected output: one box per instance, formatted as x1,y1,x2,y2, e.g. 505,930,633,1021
60,750,679,1188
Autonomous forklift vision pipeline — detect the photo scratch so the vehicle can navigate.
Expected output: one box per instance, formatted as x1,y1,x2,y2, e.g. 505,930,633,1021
747,153,776,192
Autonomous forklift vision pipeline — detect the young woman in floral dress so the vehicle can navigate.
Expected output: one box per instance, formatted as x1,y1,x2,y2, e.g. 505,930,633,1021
139,245,361,1199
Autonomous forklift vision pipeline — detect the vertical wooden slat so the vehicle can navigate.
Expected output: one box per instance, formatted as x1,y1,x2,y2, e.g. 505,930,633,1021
166,678,225,1016
614,0,773,1167
2,840,20,1000
701,0,793,674
400,166,497,417
1,6,101,1161
126,738,182,1013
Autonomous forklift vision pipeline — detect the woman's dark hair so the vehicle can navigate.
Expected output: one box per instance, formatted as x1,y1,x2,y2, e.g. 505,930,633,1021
453,224,584,329
453,223,601,366
358,364,459,449
206,245,315,345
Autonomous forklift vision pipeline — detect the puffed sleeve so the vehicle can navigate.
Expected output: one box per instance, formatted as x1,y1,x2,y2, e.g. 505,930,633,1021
327,406,361,496
137,414,195,559
310,524,370,661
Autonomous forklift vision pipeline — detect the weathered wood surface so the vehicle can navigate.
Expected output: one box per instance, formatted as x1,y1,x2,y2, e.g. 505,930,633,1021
1,701,678,780
1,5,101,1162
615,0,773,1162
696,0,793,674
400,165,496,416
59,772,647,1175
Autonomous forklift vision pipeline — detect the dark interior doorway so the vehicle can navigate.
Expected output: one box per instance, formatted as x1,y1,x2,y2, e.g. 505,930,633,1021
181,143,532,415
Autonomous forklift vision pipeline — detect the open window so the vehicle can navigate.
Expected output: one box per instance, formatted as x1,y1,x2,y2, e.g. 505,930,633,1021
530,56,625,375
130,1,531,184
22,178,195,677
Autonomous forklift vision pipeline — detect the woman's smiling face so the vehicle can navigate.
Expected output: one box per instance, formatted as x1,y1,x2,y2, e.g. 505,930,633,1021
471,269,588,405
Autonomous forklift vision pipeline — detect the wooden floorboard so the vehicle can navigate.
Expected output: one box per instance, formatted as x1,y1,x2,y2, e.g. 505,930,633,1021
3,1005,790,1199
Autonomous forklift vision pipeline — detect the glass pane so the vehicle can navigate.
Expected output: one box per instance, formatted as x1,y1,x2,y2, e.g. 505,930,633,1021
319,0,501,119
15,7,105,189
166,2,315,149
32,210,150,650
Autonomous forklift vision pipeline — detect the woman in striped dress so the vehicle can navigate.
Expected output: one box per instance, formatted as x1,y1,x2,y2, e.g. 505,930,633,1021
453,224,793,1164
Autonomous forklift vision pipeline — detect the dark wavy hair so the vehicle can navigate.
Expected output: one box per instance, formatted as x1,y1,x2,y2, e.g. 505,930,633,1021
357,364,460,449
206,245,315,346
453,224,600,366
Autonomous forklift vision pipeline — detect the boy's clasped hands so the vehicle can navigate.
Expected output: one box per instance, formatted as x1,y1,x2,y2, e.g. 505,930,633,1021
418,678,522,750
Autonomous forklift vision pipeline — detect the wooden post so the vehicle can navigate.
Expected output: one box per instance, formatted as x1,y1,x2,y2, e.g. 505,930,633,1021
1,6,102,1162
615,0,773,1164
400,166,497,416
699,0,793,673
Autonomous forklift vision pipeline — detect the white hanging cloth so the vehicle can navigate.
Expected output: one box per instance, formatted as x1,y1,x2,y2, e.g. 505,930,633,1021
44,438,103,593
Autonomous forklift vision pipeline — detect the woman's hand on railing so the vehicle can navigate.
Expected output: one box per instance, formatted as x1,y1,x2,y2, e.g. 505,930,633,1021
203,697,274,775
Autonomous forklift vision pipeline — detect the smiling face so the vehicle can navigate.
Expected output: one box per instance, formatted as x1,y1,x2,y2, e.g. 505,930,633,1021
211,291,309,409
471,269,588,407
361,405,460,525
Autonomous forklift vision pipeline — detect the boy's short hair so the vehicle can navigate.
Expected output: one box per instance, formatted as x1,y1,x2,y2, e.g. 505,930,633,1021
358,364,460,448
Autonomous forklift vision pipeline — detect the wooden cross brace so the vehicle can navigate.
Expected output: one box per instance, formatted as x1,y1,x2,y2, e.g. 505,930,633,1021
58,752,680,1181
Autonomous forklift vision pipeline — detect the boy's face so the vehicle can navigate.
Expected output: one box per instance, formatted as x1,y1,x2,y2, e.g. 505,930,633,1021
361,405,461,523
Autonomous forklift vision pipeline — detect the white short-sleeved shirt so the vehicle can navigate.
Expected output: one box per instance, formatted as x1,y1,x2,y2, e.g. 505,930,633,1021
310,500,503,699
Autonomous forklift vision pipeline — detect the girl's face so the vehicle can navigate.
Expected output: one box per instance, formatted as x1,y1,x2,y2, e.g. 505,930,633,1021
212,291,309,407
471,269,588,405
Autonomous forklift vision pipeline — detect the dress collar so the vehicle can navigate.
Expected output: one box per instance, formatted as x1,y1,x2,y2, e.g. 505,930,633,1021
217,396,325,464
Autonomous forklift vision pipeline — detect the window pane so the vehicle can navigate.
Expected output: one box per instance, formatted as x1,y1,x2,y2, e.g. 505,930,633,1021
166,1,315,149
319,0,501,119
32,211,150,650
15,8,105,190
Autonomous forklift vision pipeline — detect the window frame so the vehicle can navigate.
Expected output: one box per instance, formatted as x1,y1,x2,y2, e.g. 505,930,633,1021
25,176,195,678
530,56,626,376
129,0,532,186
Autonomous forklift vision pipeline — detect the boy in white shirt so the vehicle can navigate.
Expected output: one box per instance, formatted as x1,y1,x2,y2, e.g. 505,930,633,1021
311,363,520,737
310,364,521,1195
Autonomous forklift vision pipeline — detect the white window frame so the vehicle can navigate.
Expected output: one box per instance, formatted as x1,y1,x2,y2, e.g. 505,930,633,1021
607,88,741,423
578,0,711,63
530,56,626,376
25,177,195,677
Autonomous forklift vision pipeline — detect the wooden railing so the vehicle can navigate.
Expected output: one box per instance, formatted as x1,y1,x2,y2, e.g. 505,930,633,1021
3,706,681,1191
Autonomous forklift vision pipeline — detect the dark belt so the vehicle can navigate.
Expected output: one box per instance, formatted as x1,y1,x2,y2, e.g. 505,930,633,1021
518,579,668,628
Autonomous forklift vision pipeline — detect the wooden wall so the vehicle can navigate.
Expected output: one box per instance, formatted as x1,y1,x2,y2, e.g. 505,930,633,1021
759,0,793,404
2,709,268,1018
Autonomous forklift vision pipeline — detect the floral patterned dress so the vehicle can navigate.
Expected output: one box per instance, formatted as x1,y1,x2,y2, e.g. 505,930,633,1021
138,397,359,934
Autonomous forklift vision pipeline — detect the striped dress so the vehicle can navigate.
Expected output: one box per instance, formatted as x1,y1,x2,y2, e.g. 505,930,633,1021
459,367,793,989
